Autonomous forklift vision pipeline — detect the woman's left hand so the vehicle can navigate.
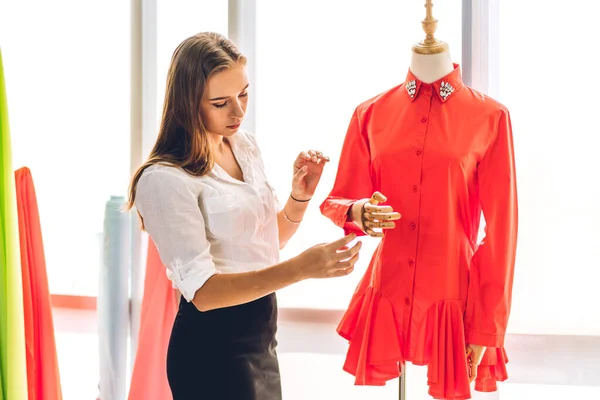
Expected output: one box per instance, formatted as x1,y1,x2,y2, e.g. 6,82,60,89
291,149,330,201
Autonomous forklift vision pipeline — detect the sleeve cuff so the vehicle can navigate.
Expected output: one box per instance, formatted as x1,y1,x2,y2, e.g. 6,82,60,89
167,252,220,303
464,329,505,348
341,200,367,237
343,219,367,237
321,198,367,237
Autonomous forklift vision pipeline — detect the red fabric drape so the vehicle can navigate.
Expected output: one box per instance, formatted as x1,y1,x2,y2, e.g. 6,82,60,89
128,239,178,400
15,167,62,400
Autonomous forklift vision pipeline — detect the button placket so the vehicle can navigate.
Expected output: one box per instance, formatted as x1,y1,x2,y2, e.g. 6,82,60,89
403,95,431,320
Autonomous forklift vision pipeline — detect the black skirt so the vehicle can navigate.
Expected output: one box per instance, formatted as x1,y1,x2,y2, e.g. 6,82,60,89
166,293,282,400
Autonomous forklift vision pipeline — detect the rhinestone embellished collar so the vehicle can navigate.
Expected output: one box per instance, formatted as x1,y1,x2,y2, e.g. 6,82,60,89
404,63,463,103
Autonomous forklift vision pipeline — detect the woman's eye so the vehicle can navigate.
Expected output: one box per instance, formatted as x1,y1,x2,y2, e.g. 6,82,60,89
214,102,227,108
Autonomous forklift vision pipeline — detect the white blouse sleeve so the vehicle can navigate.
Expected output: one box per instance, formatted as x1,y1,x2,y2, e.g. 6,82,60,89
135,167,220,302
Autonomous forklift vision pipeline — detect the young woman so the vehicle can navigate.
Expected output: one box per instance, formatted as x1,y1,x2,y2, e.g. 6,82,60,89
126,32,362,400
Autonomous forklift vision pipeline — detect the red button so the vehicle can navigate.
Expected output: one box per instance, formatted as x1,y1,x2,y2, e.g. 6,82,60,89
408,259,414,267
415,149,422,155
421,116,428,123
412,185,418,192
410,222,417,230
405,297,411,306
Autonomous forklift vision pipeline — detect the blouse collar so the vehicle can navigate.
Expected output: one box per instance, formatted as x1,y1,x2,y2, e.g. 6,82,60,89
404,63,464,103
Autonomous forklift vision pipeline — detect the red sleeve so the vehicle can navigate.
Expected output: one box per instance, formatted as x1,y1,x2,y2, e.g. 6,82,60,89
320,107,374,236
465,109,518,348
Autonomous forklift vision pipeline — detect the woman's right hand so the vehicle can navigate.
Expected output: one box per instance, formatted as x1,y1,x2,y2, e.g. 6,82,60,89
297,233,362,279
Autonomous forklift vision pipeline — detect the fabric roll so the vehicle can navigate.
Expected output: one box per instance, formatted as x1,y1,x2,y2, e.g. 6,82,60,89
98,196,131,400
14,167,63,400
15,168,62,400
128,238,178,400
0,48,28,400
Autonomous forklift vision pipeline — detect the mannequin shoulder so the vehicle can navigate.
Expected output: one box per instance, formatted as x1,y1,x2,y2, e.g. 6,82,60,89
352,83,405,118
359,84,404,108
462,85,510,115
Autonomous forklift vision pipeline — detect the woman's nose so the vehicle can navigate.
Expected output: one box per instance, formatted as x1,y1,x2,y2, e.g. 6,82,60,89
231,99,245,119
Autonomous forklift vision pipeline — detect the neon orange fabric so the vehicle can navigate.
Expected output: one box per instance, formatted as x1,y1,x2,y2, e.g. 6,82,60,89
320,64,517,400
14,167,62,400
128,239,178,400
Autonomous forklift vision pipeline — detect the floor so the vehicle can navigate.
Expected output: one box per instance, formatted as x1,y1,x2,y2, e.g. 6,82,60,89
53,308,600,400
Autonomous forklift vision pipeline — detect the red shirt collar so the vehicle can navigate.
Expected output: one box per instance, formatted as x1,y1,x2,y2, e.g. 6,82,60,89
404,63,463,103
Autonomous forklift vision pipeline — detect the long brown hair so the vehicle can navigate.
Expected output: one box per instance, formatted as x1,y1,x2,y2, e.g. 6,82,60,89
126,32,246,229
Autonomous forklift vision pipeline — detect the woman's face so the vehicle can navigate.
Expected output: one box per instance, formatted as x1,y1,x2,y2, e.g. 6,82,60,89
201,63,249,137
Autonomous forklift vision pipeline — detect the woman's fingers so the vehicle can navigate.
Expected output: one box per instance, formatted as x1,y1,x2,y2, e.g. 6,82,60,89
338,251,360,269
305,149,330,165
328,233,357,251
336,240,362,261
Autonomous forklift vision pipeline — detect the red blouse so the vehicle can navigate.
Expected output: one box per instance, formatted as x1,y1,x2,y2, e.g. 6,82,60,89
320,64,518,400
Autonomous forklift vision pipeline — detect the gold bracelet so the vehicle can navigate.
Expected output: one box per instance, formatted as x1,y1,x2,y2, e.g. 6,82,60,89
283,208,302,224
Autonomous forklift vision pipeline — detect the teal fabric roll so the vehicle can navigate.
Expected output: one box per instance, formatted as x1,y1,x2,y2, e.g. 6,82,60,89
98,196,131,400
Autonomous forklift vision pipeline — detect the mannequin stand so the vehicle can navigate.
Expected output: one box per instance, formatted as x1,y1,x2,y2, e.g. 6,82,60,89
399,363,406,399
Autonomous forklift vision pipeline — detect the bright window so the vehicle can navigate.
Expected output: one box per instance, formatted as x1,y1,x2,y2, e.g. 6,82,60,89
155,0,229,136
498,1,600,336
0,0,131,296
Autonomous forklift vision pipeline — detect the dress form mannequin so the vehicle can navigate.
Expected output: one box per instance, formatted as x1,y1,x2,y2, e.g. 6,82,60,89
415,2,494,398
407,1,488,394
409,0,454,84
401,3,458,399
410,50,454,85
322,0,517,398
346,2,489,399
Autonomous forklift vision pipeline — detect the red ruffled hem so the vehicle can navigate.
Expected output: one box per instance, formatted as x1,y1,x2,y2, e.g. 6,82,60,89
338,286,404,385
475,347,509,392
337,287,509,400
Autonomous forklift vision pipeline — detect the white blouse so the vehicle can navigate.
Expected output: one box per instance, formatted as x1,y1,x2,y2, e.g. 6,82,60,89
135,130,282,302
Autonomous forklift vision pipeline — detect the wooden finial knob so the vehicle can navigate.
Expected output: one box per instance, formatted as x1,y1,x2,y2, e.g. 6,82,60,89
412,0,449,55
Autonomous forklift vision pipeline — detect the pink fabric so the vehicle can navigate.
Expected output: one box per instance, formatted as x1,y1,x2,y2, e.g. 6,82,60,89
128,239,178,400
